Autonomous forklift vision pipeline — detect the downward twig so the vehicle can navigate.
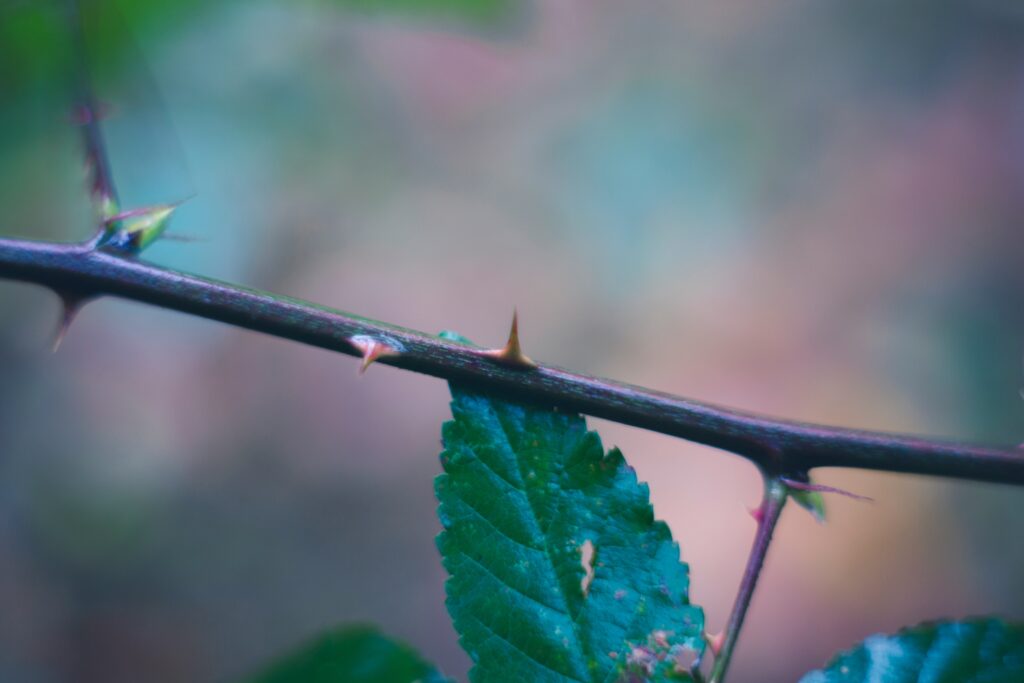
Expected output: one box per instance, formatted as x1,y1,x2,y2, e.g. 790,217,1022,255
67,0,120,229
708,476,788,683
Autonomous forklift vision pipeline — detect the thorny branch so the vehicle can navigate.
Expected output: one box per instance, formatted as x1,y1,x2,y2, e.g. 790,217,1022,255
1,234,1022,487
3,5,1024,682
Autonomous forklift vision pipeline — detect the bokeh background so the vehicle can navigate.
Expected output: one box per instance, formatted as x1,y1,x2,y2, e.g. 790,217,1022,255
2,0,1024,681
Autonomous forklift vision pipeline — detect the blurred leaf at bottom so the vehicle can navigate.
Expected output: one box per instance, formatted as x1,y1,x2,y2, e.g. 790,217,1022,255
244,625,449,683
800,617,1024,682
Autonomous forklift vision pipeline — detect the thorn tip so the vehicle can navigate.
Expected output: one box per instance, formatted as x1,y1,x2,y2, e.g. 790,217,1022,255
349,335,402,374
482,308,537,369
51,293,89,353
746,504,765,523
781,477,874,503
705,631,726,657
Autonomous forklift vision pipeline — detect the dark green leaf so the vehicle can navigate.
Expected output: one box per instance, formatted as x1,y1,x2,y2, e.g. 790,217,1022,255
318,0,521,26
436,385,704,682
244,625,448,683
800,618,1024,683
0,0,522,97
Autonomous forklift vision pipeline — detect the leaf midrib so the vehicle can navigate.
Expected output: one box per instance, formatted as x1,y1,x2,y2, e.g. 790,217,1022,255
488,402,592,683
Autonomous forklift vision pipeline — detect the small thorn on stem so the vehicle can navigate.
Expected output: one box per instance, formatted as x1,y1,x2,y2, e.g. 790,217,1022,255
52,292,90,353
705,631,725,657
68,101,112,126
349,335,401,374
746,504,764,524
780,478,874,503
481,308,537,369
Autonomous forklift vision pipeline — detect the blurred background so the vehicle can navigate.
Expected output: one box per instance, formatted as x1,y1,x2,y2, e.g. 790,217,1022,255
1,0,1024,681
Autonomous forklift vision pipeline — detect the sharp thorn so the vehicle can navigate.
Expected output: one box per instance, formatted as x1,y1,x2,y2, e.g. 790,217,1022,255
780,478,874,503
746,504,764,524
51,293,90,353
481,308,537,369
705,630,726,657
69,100,113,126
349,335,401,374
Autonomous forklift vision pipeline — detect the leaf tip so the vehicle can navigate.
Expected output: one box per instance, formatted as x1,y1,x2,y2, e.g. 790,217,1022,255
579,539,596,597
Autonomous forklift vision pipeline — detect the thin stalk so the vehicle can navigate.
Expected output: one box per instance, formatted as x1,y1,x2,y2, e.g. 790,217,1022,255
67,0,120,221
1,236,1023,486
708,477,788,683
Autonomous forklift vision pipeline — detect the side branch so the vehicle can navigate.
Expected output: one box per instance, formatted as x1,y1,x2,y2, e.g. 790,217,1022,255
1,236,1023,485
708,477,787,683
68,0,120,224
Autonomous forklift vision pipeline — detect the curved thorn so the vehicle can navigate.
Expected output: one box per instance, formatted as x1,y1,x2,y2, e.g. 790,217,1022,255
705,631,726,658
349,335,401,374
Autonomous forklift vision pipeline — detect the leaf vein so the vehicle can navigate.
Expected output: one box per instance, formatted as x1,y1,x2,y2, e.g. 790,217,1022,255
488,402,594,676
458,549,564,617
451,489,542,554
470,613,586,683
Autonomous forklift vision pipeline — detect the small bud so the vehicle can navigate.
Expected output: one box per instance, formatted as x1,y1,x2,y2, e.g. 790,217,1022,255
349,335,403,374
780,476,872,525
103,202,181,254
481,309,537,369
782,477,872,502
789,487,827,525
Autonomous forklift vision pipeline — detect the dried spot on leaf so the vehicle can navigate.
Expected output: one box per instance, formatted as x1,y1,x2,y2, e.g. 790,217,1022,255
436,386,704,682
616,630,702,682
580,539,595,597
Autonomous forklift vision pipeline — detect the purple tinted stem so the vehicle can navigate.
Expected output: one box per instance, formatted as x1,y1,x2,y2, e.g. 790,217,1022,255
708,478,788,683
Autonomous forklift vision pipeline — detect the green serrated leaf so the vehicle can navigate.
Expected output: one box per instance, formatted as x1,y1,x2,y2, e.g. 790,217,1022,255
800,618,1024,683
436,385,704,682
243,625,449,683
